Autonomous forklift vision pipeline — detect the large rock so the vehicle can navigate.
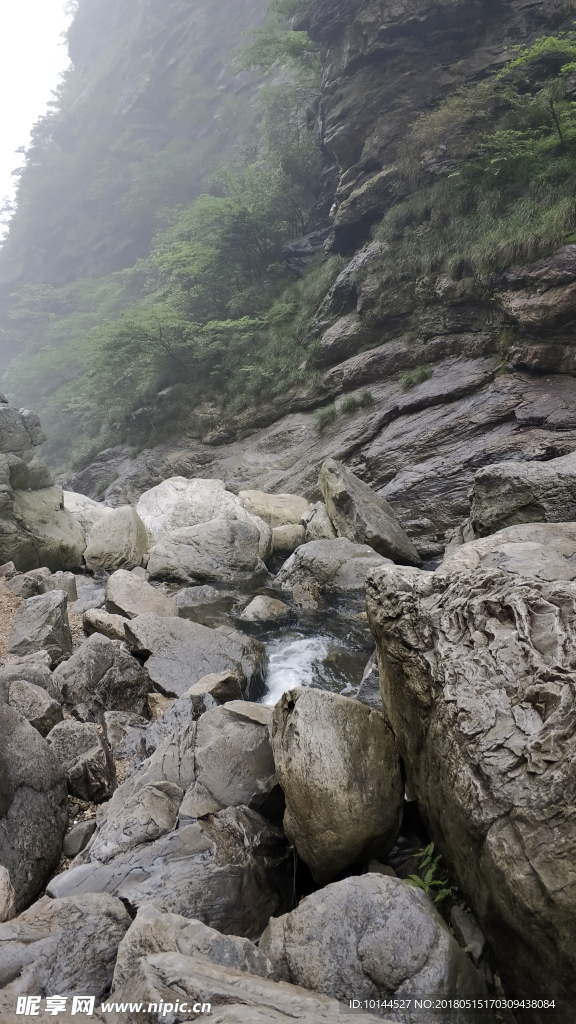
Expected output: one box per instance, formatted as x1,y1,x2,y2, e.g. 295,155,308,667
319,459,421,565
0,404,45,456
469,451,576,536
366,560,576,1011
63,489,112,537
105,568,177,619
7,590,72,666
109,950,382,1024
124,613,267,700
53,633,151,721
48,805,292,938
0,650,59,702
260,875,485,1023
275,538,390,594
0,893,129,1002
442,521,576,582
270,688,402,882
0,702,68,911
83,607,129,641
84,505,148,573
113,904,275,990
47,719,116,803
8,679,63,736
0,486,86,574
147,518,268,584
239,490,310,529
136,476,272,557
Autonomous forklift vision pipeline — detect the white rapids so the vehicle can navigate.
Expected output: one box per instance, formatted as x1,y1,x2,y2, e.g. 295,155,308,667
262,635,331,705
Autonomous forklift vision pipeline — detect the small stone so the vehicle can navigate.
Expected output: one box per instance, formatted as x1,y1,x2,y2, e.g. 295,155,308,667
0,867,16,923
450,905,487,966
26,567,52,582
240,595,294,623
0,561,16,578
131,566,149,580
188,670,243,704
63,819,97,859
83,608,128,642
47,719,116,804
4,574,39,599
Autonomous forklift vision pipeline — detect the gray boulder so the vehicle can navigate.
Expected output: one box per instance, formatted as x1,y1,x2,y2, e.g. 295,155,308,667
272,524,306,553
124,613,267,700
113,904,275,991
48,805,291,938
0,893,129,1000
148,518,268,584
63,489,112,537
270,689,402,883
53,633,151,721
4,573,39,599
320,459,421,565
105,568,177,619
470,450,576,536
275,538,390,594
8,679,63,736
0,702,68,910
0,404,45,456
47,719,116,803
240,595,293,624
1,486,86,573
63,819,98,858
366,560,576,1009
84,505,148,573
83,607,129,641
0,650,59,702
109,950,382,1024
7,590,72,666
442,521,576,582
260,875,485,1024
174,584,236,627
239,489,310,529
144,673,242,753
39,570,78,602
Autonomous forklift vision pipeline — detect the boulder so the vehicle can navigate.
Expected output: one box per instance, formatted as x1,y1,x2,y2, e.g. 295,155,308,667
144,673,242,753
48,805,292,938
109,950,382,1024
124,614,267,700
301,501,337,542
0,702,68,910
319,459,421,565
239,490,310,529
355,652,383,711
8,679,63,736
270,689,403,883
189,671,243,704
63,819,98,858
63,489,112,537
0,893,129,1000
7,590,72,667
275,538,390,594
442,521,576,582
469,452,576,536
1,487,86,573
366,560,576,1009
174,584,236,626
84,506,148,573
137,476,272,553
0,404,45,456
0,650,59,702
105,568,177,619
240,596,294,624
47,719,116,803
272,524,305,553
260,875,485,1021
0,868,16,923
147,518,268,584
4,573,39,599
102,711,149,769
83,607,129,641
38,570,78,602
113,904,275,991
53,633,151,721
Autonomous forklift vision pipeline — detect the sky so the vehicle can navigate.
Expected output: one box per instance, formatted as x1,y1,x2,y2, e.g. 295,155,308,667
0,0,72,214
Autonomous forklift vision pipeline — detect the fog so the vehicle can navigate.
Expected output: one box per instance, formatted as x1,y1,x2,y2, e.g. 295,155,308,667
0,0,71,214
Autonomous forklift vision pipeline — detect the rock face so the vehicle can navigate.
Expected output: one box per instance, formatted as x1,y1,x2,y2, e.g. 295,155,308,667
270,688,402,883
124,613,267,700
366,561,576,1011
53,632,151,721
84,505,148,573
469,451,576,536
112,903,275,990
47,719,116,803
276,538,390,594
0,893,130,1001
442,521,576,582
7,591,72,666
320,458,421,564
0,702,68,911
105,568,177,619
260,875,485,1023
